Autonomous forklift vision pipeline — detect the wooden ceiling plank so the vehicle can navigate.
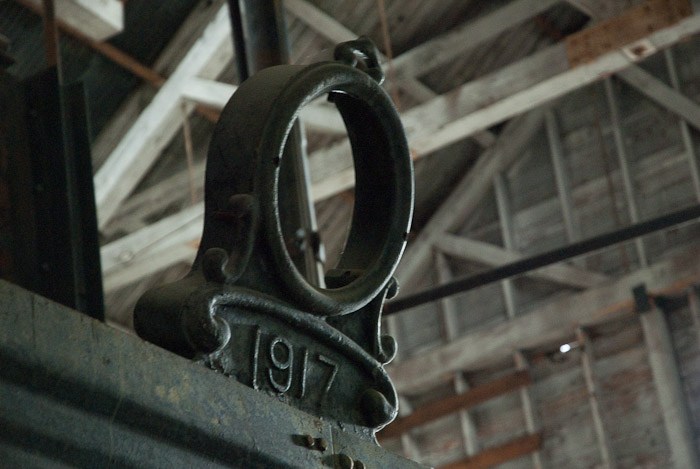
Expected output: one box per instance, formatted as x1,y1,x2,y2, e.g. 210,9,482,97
283,0,355,44
391,0,560,80
604,77,648,267
513,352,544,469
387,245,700,394
179,77,236,110
546,109,581,242
101,161,206,240
576,328,617,468
93,5,233,230
493,172,519,318
665,48,700,201
434,252,480,457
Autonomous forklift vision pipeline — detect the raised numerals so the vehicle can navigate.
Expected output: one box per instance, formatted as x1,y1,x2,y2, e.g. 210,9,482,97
318,354,338,396
268,336,293,393
251,329,340,402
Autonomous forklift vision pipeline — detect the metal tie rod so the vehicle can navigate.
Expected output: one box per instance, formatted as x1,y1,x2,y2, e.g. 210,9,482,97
385,204,700,315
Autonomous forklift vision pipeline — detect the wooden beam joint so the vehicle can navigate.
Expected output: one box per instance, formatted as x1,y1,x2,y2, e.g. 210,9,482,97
565,0,692,67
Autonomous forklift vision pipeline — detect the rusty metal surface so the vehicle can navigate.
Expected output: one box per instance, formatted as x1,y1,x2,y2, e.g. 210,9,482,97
0,280,428,468
134,38,414,440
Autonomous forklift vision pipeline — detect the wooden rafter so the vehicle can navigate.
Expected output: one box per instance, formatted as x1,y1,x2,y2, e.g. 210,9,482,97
99,0,700,290
100,106,694,294
379,370,531,440
93,4,232,229
617,65,700,131
434,233,608,289
440,433,543,469
395,110,546,291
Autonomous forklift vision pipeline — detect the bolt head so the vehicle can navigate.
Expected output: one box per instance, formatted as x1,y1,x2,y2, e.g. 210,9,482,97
315,437,328,452
302,434,315,448
337,453,354,469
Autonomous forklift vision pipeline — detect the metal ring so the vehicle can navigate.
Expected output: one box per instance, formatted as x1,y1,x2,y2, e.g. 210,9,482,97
205,62,413,316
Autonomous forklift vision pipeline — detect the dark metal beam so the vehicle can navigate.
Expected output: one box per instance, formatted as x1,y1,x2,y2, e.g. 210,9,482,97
228,0,291,81
386,204,700,315
0,63,104,320
227,0,324,285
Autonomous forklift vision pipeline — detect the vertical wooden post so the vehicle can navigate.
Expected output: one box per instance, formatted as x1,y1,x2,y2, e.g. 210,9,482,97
577,328,615,468
435,251,480,457
493,172,517,319
686,287,700,344
546,109,580,242
604,78,647,267
494,171,544,468
397,396,423,463
514,351,544,469
637,287,700,468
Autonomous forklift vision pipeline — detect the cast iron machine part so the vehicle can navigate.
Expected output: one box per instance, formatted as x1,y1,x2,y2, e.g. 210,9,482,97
135,38,414,441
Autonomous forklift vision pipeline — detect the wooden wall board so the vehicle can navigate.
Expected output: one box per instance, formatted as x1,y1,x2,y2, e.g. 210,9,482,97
469,393,527,444
385,301,700,468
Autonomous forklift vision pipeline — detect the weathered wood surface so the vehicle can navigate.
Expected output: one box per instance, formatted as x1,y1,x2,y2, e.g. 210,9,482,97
439,433,542,469
380,371,530,440
389,247,700,394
